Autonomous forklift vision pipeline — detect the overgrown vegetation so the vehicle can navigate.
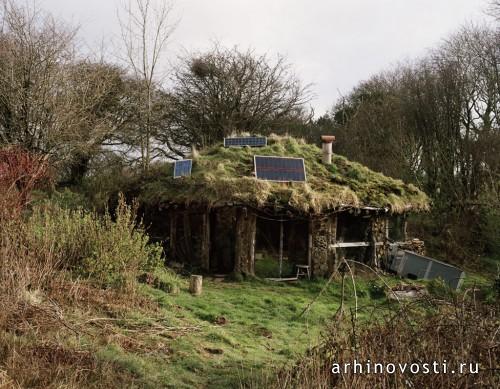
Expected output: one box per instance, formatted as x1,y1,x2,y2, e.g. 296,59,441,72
134,135,429,214
0,191,181,387
0,0,498,387
34,199,162,287
267,296,499,388
0,179,497,388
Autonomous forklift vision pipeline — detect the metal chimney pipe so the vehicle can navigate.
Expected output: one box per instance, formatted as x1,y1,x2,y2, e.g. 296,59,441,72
321,135,335,165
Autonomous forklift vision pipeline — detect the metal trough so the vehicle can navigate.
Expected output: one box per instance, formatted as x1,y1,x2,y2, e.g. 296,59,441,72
388,249,465,290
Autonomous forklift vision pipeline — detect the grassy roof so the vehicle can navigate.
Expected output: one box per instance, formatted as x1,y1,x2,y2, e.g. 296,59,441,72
139,135,430,214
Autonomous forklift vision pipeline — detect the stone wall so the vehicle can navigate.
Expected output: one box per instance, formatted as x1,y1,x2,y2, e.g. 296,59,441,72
310,215,336,277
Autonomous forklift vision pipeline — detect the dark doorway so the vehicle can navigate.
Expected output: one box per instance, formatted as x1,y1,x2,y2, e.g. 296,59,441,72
254,217,308,278
171,212,204,269
209,210,236,273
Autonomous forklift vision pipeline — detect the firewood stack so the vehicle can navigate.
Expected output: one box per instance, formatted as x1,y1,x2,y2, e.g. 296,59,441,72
398,239,426,256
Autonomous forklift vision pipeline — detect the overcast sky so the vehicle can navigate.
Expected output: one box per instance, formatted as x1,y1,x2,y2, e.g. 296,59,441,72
41,0,490,115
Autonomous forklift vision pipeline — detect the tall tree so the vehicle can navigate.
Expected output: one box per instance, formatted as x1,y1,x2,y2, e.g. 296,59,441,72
0,1,135,183
118,0,176,171
0,0,76,157
162,45,312,155
331,23,499,205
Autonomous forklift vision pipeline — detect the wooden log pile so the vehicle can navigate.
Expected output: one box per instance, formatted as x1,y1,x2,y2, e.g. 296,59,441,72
398,239,426,256
371,216,388,268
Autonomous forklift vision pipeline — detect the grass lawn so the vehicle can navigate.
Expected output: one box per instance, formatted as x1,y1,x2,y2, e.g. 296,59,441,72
95,275,393,388
7,262,494,388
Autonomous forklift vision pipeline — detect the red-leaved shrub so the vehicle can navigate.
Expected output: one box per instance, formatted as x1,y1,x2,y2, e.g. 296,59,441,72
0,147,50,218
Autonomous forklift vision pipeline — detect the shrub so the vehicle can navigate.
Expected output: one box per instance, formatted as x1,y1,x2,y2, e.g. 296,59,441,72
4,195,164,291
81,198,163,287
271,297,499,388
33,188,90,210
478,187,500,256
0,147,50,219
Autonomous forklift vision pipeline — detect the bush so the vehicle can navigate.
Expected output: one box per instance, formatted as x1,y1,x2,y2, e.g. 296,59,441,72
7,195,164,290
0,147,51,219
32,188,90,210
478,187,500,256
82,198,163,287
271,297,499,388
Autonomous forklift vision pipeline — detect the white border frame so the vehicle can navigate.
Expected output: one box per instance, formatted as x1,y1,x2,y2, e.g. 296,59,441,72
223,136,267,148
173,159,193,178
253,155,307,182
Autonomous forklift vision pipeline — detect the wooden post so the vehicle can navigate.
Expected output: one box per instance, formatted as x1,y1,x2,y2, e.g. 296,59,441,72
234,210,242,274
307,219,312,271
279,220,284,278
249,213,256,275
370,231,378,268
234,208,256,275
201,211,210,271
189,275,203,295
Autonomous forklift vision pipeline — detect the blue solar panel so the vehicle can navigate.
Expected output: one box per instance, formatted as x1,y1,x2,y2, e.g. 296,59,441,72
254,156,306,182
224,136,267,147
173,159,192,178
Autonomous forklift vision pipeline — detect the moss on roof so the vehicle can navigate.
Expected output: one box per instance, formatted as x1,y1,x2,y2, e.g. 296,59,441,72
139,135,430,214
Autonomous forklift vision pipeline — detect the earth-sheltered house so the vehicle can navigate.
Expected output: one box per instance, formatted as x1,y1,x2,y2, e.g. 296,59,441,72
139,135,429,278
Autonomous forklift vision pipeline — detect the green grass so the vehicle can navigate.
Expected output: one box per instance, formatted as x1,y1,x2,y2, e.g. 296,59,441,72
135,135,429,214
254,257,295,278
6,265,495,388
94,275,393,388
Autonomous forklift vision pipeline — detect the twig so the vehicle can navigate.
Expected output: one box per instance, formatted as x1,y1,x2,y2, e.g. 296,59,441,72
297,270,337,318
343,259,358,321
346,259,401,304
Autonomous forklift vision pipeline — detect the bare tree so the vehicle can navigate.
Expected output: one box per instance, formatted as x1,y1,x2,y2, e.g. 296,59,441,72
163,45,312,154
0,0,76,157
62,61,142,183
488,1,500,20
330,23,500,210
0,1,149,182
118,0,176,171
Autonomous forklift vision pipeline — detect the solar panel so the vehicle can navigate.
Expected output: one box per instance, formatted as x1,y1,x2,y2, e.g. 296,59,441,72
173,159,192,178
254,156,306,182
224,136,267,147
